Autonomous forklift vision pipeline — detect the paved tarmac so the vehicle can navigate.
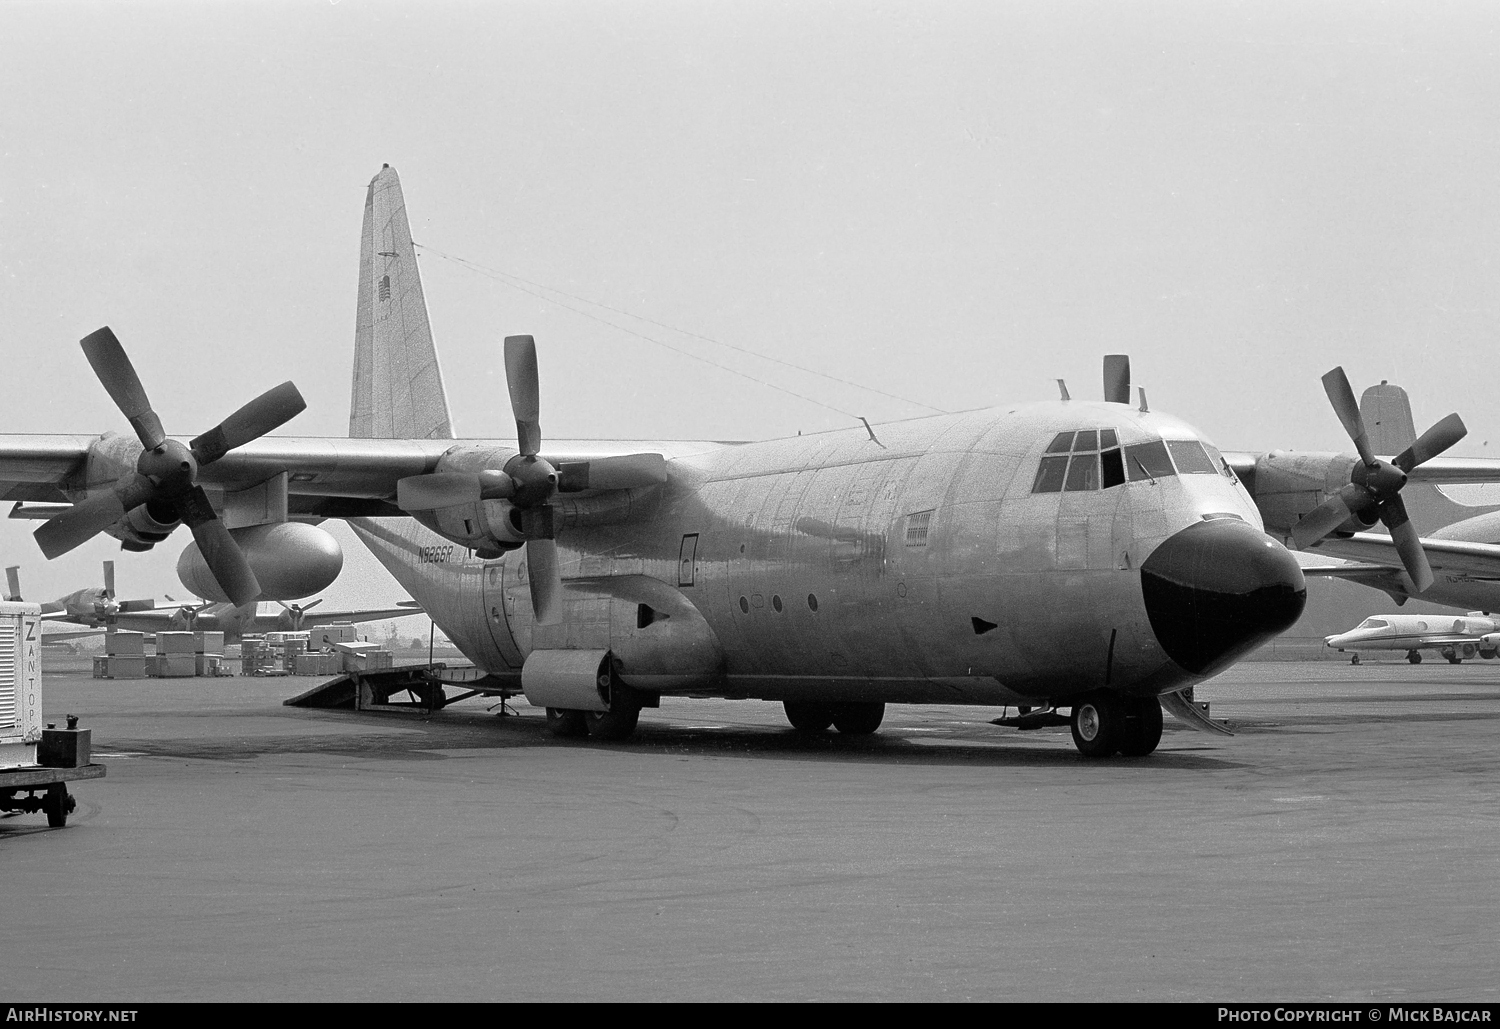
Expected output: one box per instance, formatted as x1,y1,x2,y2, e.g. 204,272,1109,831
3,658,1498,1002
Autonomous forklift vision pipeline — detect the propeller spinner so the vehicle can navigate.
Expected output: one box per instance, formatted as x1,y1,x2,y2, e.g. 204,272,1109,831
1290,367,1466,593
34,327,307,607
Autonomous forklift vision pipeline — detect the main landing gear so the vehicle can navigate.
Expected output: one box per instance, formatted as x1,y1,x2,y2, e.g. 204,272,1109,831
1407,650,1422,664
1070,692,1163,758
783,701,886,735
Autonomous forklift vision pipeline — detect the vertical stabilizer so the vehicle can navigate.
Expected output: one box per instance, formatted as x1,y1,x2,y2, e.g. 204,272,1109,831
1360,383,1500,533
349,165,456,440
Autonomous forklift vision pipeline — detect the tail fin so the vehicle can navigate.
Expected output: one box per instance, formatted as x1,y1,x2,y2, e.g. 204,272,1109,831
1360,382,1500,533
349,165,456,441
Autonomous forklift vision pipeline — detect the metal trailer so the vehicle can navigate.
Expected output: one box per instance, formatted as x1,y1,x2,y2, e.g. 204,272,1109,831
0,601,105,827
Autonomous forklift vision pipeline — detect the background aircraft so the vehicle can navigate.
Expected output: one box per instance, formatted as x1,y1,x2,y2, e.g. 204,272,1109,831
1325,613,1500,665
7,560,421,643
9,167,1500,758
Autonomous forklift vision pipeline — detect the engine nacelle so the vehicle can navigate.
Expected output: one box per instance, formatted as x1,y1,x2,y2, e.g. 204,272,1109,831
411,499,529,558
106,498,182,549
177,522,343,603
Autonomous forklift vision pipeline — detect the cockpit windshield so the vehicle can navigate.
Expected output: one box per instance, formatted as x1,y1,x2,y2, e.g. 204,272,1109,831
1357,618,1389,630
1032,430,1233,493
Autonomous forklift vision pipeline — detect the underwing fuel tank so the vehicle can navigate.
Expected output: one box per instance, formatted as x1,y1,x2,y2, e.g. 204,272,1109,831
1140,516,1306,677
177,522,343,602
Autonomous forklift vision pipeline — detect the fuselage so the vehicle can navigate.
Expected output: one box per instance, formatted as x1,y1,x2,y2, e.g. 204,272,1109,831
1325,613,1499,653
350,400,1306,708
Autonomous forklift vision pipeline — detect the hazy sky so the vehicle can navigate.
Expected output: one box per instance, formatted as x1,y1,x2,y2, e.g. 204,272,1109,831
3,0,1500,604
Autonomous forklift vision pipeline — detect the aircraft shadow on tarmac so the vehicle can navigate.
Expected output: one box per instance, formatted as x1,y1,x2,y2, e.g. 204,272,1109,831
98,705,1245,771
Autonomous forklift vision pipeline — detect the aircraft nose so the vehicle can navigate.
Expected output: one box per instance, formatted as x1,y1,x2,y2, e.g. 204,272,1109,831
1140,517,1306,675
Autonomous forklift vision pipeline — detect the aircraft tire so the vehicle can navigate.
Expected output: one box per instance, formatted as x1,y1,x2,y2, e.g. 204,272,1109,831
783,701,835,731
1070,692,1123,758
830,702,885,735
1408,651,1422,664
1117,696,1163,757
545,708,589,738
585,704,641,741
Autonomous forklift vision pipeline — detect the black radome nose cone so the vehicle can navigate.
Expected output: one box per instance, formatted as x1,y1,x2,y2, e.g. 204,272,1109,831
1141,518,1306,675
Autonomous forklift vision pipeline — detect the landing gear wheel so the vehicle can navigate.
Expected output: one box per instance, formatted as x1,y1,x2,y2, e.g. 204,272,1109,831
1350,654,1361,666
1408,651,1422,664
1117,696,1164,757
585,702,641,741
1071,692,1124,758
783,701,835,731
830,702,885,735
545,708,589,738
42,784,72,828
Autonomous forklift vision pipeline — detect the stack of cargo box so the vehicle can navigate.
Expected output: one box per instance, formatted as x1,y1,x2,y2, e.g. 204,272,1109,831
153,631,196,677
239,635,267,676
93,630,147,678
332,641,396,672
308,623,359,650
194,631,225,676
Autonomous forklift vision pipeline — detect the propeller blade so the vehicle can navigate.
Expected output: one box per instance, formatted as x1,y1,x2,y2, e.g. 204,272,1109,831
526,537,562,625
33,476,156,559
1291,491,1357,549
1321,367,1376,467
301,598,324,611
1102,355,1130,404
5,566,19,602
1393,412,1467,473
186,516,262,607
504,335,542,457
1380,495,1434,594
80,327,166,450
103,560,115,599
190,381,307,465
557,453,668,493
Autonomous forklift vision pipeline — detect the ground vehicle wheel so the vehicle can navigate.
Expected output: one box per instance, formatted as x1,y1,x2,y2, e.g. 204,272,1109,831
830,702,885,735
783,701,835,731
585,703,641,741
545,708,589,738
1117,696,1164,757
1408,651,1422,664
42,784,70,828
1448,656,1463,665
1070,692,1124,757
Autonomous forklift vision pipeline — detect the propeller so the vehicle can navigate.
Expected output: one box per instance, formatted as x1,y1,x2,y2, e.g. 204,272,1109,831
396,335,666,625
276,598,324,630
1291,367,1468,593
34,327,307,606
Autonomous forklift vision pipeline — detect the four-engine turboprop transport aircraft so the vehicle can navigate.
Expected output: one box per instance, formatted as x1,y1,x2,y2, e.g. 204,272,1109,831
1326,613,1500,664
11,165,1500,757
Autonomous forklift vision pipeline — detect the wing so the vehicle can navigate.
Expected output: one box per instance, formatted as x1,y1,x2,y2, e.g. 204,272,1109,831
1312,533,1500,581
1222,451,1500,484
306,605,425,627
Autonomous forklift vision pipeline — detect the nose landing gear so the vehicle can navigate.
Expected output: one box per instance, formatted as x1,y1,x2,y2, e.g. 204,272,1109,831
1070,692,1163,758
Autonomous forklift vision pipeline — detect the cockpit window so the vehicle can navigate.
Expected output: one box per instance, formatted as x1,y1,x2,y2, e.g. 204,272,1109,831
1358,618,1389,629
1034,428,1127,492
1063,453,1099,491
1166,439,1218,474
1124,440,1177,481
1032,455,1069,492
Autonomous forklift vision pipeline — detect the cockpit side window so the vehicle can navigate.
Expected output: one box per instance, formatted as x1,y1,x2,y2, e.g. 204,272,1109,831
1032,455,1069,493
1358,618,1389,629
1166,439,1218,474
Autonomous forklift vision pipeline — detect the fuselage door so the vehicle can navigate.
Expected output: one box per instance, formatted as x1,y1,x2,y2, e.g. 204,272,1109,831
481,559,524,669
